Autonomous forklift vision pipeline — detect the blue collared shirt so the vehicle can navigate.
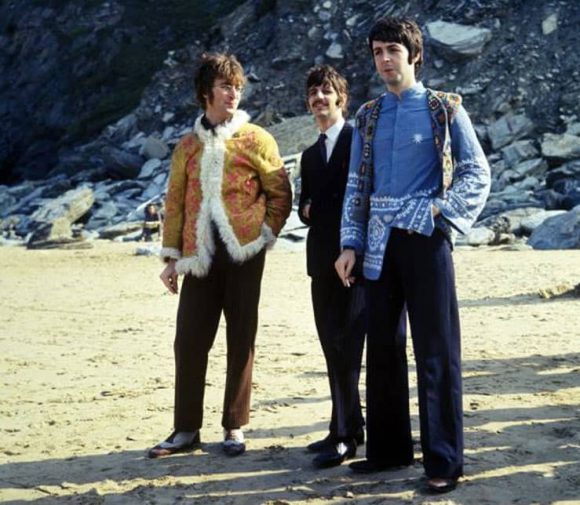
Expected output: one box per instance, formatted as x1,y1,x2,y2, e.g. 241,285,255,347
354,82,440,202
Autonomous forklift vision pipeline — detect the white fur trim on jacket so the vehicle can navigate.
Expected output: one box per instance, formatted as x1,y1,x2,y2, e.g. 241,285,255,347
160,247,181,262
172,110,274,278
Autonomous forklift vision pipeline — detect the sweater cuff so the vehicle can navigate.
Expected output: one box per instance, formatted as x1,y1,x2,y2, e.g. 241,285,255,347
433,196,471,235
261,222,277,249
160,247,181,263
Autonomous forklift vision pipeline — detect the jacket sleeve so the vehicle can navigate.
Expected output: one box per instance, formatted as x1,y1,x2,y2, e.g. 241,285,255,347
340,116,368,253
297,152,312,226
160,137,188,261
251,130,293,237
434,106,491,234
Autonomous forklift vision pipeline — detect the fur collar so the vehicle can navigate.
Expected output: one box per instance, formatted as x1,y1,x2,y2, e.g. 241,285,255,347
193,110,250,144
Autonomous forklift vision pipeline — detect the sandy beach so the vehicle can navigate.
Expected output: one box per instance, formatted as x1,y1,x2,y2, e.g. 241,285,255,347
1,240,579,505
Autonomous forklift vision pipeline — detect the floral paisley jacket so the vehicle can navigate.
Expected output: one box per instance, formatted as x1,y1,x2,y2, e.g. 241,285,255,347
160,110,292,277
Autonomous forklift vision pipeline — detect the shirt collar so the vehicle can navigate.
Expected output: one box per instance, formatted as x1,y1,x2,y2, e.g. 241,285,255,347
321,117,345,143
384,81,426,102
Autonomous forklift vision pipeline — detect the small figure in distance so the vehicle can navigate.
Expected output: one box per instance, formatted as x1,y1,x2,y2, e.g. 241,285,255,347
140,203,161,242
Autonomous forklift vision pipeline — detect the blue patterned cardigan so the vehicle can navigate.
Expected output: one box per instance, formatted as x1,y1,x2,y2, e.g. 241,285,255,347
340,89,491,280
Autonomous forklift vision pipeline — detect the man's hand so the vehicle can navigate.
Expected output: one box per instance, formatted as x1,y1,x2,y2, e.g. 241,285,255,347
160,260,179,294
335,249,356,287
302,203,311,220
432,204,441,217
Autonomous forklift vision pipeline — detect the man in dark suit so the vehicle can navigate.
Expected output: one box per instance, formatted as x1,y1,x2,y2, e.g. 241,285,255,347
298,65,366,468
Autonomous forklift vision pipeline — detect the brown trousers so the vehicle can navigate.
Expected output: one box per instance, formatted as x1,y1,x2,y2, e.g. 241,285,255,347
173,238,266,431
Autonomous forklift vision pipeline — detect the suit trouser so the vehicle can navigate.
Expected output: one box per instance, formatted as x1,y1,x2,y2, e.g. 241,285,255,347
173,239,266,432
366,228,463,479
311,274,366,441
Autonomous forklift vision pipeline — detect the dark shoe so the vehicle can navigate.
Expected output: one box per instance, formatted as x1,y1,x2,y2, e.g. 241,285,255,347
223,429,246,457
425,477,458,494
313,440,357,469
308,429,364,453
307,435,334,453
146,430,200,459
349,458,412,474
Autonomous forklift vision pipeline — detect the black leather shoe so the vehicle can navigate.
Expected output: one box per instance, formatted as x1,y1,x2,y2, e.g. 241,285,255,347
146,431,201,459
307,435,334,453
308,429,364,453
349,458,412,474
312,440,357,469
425,477,458,494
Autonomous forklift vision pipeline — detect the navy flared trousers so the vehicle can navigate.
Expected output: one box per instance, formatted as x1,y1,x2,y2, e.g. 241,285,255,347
365,228,463,479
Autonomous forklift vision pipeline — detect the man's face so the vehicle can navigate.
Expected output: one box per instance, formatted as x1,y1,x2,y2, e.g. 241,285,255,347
307,81,343,123
371,40,418,90
205,77,243,122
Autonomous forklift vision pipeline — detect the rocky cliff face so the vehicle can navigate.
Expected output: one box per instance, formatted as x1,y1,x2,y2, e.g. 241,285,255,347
1,0,579,250
0,0,244,183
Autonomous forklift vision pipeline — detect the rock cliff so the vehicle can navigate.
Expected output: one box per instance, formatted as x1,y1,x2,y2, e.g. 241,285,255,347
1,0,579,249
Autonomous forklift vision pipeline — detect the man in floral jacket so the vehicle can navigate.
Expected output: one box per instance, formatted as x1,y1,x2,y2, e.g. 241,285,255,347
148,52,292,458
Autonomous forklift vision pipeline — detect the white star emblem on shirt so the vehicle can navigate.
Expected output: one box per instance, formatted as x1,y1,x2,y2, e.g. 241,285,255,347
413,133,424,144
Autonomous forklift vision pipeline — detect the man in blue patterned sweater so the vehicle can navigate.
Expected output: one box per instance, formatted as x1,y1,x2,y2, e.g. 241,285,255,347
335,17,490,493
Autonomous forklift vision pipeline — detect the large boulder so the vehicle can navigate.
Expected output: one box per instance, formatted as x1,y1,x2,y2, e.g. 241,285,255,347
25,186,95,248
512,158,548,179
26,217,73,247
528,207,580,249
425,21,492,61
99,221,143,239
488,115,535,150
30,186,94,224
140,136,170,160
479,207,546,235
501,140,539,168
520,210,567,234
102,147,144,179
464,226,495,246
541,133,580,161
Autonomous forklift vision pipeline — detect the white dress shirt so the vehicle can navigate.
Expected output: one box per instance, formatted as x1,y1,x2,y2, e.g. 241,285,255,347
321,117,345,162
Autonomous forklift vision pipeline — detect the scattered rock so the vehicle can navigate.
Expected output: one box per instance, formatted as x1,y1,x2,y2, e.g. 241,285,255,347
102,147,144,179
135,244,161,256
465,226,495,246
528,207,580,249
541,133,580,161
138,159,162,179
325,42,344,59
29,186,95,224
520,210,567,234
266,116,318,157
99,222,143,240
488,115,535,150
140,136,170,160
501,140,539,168
425,20,492,61
541,13,558,35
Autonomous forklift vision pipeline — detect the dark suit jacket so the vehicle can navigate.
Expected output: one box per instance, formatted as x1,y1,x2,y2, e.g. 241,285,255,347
298,122,353,278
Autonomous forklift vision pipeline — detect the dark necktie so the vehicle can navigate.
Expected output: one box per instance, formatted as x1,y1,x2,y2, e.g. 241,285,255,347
318,133,328,165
